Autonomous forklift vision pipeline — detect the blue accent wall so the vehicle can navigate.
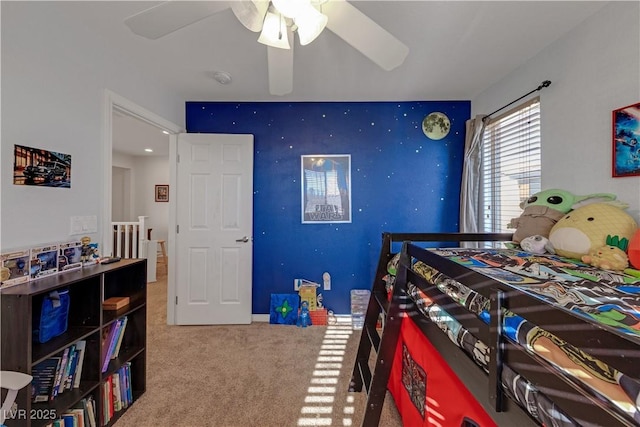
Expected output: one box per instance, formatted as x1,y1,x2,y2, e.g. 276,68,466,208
186,101,469,314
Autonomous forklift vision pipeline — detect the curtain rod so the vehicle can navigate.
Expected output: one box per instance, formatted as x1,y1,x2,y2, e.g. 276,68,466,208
482,80,551,122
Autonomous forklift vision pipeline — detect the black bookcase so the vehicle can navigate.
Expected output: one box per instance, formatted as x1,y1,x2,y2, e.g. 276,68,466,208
1,259,147,426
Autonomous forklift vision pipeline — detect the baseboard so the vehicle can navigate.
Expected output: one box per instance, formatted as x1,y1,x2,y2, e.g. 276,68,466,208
252,314,353,323
252,314,270,322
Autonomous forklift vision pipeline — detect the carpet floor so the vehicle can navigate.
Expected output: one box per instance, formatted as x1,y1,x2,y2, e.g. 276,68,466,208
115,268,402,427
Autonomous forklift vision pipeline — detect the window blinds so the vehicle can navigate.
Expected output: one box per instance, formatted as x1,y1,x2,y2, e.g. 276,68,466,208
480,98,541,233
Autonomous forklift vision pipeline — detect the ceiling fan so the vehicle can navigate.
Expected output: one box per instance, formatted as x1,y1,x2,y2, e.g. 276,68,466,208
124,0,409,96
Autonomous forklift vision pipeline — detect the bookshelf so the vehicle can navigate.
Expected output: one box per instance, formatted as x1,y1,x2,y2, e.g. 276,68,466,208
1,259,147,427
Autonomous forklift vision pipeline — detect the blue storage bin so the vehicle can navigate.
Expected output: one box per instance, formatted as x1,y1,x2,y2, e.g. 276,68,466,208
35,289,70,343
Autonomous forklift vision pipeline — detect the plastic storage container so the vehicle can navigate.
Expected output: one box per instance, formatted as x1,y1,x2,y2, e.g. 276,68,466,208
350,289,370,330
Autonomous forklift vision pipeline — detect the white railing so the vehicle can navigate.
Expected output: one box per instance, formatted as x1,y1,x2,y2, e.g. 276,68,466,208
112,216,147,259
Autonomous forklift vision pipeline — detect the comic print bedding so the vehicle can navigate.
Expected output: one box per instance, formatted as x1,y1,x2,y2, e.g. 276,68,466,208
405,247,640,424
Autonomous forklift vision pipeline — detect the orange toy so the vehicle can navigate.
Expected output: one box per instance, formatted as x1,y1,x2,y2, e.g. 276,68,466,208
629,229,640,269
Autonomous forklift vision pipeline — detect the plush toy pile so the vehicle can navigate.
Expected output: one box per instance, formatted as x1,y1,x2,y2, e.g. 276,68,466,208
509,188,639,272
507,189,620,243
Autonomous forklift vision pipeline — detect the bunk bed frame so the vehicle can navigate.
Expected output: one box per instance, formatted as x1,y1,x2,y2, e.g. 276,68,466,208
350,232,640,427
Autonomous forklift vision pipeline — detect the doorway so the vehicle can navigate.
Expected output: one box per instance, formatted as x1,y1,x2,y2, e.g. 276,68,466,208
103,90,183,324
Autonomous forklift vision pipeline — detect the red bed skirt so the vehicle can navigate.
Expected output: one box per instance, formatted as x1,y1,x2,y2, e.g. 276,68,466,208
388,317,496,427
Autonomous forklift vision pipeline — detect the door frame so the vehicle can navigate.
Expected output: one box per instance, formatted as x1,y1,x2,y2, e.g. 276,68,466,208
102,89,183,325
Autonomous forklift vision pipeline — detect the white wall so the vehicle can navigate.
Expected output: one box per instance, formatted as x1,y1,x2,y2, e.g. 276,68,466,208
133,157,170,243
472,2,640,222
0,2,183,250
112,167,129,222
112,152,136,222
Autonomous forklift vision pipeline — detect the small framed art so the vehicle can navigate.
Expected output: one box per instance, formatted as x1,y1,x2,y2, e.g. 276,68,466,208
613,102,640,177
155,185,169,202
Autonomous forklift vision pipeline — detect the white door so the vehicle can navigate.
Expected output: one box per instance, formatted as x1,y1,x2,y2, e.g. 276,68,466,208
175,133,253,325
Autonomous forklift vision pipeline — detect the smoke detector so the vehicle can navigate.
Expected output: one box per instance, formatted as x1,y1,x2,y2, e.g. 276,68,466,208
212,71,232,85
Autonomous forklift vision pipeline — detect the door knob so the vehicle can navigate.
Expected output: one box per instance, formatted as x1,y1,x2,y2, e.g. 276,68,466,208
235,236,250,243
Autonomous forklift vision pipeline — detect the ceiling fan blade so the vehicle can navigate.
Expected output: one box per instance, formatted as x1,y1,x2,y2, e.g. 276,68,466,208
266,30,295,96
322,0,409,71
231,0,269,33
124,1,231,40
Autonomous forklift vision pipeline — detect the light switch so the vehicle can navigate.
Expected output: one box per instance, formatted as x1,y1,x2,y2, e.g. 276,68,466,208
70,215,97,235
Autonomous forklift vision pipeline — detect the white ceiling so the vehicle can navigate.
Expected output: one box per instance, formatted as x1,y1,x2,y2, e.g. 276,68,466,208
82,1,607,156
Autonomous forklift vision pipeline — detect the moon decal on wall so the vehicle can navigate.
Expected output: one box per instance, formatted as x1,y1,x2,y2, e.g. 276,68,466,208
422,112,451,140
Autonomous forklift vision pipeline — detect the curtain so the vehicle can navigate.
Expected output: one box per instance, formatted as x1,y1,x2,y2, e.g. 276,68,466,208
459,115,487,234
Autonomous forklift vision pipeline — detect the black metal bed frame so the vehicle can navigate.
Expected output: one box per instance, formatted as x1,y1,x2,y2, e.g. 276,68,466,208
349,232,640,427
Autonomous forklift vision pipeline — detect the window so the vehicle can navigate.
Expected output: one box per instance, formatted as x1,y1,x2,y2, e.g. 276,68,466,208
480,98,541,233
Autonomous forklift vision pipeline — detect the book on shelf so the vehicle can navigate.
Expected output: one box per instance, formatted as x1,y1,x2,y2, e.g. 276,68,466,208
106,376,114,422
112,372,122,412
125,362,133,405
62,408,85,427
118,366,128,409
72,340,87,388
101,382,110,425
111,316,128,359
59,344,77,394
31,356,61,403
60,412,75,427
101,318,124,373
85,396,97,427
52,346,70,400
64,347,79,391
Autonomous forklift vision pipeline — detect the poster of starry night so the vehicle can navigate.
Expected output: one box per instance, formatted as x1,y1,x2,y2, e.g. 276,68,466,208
301,154,351,223
613,102,640,177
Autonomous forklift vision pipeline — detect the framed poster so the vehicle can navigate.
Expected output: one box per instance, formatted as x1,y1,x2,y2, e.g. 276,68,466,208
155,184,169,202
13,144,71,188
301,155,351,224
613,102,640,177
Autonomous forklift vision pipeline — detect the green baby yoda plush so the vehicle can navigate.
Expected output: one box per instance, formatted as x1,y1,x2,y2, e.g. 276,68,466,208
508,189,619,243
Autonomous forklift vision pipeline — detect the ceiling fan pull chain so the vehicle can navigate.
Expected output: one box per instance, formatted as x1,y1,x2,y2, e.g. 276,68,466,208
278,12,284,41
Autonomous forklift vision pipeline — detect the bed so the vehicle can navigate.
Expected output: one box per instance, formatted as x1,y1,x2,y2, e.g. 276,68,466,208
350,232,640,427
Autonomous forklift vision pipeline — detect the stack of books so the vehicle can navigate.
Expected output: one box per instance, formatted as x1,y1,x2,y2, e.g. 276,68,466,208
101,316,128,373
102,362,133,425
31,340,87,403
43,396,97,427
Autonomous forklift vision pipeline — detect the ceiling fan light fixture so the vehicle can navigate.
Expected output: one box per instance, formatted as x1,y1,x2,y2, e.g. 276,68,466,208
258,11,290,49
272,0,310,19
294,5,328,46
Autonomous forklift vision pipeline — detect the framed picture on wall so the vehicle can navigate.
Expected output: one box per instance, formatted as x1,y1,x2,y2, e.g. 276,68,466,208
13,144,71,188
155,184,169,202
613,102,640,177
301,154,351,224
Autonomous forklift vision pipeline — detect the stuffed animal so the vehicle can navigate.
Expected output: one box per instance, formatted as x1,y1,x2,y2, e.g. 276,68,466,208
581,245,629,271
520,235,555,254
548,203,638,260
508,189,619,243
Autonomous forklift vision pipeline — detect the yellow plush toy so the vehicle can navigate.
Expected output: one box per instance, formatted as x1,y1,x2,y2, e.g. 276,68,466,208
581,245,629,271
548,203,637,260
